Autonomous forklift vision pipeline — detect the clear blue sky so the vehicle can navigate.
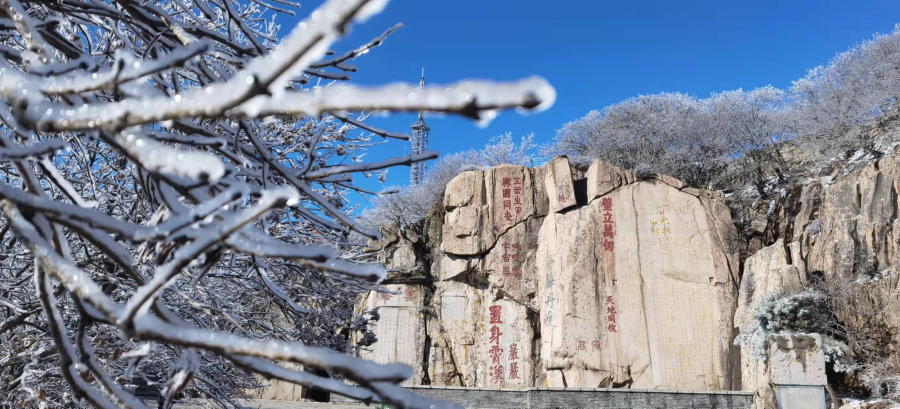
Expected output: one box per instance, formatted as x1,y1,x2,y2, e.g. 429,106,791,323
300,0,899,211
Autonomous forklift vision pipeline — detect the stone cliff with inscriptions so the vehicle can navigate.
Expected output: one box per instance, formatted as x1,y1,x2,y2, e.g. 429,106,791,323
361,156,742,391
356,115,900,408
537,158,741,390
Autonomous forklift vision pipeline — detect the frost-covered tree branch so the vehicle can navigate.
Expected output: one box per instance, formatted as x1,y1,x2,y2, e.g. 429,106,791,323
0,0,555,407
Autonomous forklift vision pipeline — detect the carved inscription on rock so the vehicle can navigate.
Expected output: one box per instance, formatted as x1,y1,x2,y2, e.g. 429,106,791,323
362,284,423,386
479,298,533,388
537,179,737,390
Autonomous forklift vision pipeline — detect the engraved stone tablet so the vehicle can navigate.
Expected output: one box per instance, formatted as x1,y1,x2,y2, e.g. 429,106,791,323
441,295,466,322
768,333,827,386
776,385,826,409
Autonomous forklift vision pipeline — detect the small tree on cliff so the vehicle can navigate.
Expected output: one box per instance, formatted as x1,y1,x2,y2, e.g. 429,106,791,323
0,0,554,408
736,281,900,402
734,289,854,372
361,132,538,229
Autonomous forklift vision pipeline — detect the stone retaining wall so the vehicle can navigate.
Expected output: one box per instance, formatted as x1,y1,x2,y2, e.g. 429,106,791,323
332,386,754,409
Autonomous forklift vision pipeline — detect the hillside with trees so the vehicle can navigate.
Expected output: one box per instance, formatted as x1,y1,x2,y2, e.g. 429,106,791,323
369,24,900,231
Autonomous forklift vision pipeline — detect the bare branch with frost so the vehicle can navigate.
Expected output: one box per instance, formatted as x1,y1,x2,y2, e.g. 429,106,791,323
0,0,554,407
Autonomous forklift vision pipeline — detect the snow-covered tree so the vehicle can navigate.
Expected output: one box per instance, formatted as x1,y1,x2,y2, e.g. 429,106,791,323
734,290,853,372
790,24,900,156
0,0,554,408
549,89,789,189
550,25,900,191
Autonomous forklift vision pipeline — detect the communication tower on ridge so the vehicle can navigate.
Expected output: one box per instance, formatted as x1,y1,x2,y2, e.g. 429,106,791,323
409,68,430,186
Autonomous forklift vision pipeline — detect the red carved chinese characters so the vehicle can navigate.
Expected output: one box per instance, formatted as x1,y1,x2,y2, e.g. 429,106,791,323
513,178,523,215
502,241,522,282
489,325,503,344
602,197,614,252
488,304,504,383
606,295,618,333
508,343,520,380
501,175,525,224
489,345,504,365
491,364,504,383
404,286,417,302
509,361,520,380
501,177,513,222
577,339,587,351
592,339,602,351
489,305,503,324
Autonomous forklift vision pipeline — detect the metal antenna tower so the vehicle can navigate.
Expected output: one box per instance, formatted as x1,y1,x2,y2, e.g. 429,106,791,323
410,68,430,186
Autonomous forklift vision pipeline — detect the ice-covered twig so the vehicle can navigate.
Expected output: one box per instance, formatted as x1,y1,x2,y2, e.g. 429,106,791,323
119,187,301,327
6,202,427,406
0,0,51,67
40,41,211,96
304,150,439,180
310,23,403,71
0,0,556,406
12,76,555,131
255,262,311,314
229,355,382,403
330,111,411,140
0,139,68,160
114,130,226,182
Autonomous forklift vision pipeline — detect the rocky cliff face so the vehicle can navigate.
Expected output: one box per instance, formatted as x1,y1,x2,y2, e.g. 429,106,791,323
358,134,900,407
536,157,741,390
363,156,742,391
733,145,900,408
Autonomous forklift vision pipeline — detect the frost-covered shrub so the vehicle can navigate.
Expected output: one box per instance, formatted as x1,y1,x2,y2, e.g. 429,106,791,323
860,360,900,401
735,290,855,372
790,24,900,155
548,88,788,189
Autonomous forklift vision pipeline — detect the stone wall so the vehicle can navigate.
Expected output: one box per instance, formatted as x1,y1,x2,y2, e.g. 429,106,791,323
361,156,742,392
357,283,427,386
337,386,752,409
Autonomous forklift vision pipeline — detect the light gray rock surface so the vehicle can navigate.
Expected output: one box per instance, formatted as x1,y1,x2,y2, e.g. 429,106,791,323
367,158,742,391
536,170,740,390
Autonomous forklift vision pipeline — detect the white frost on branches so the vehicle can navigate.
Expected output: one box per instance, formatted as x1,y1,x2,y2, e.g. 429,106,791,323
0,0,555,407
550,24,900,190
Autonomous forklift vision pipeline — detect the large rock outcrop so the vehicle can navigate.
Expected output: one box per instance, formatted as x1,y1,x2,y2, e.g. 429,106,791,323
536,158,740,390
363,156,742,391
356,222,431,385
733,240,806,409
735,145,900,407
430,164,546,388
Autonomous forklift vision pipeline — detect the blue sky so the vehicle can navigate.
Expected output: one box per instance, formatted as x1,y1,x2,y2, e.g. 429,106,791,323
300,0,899,211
